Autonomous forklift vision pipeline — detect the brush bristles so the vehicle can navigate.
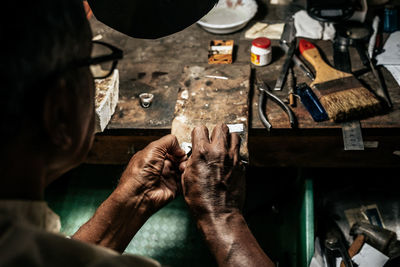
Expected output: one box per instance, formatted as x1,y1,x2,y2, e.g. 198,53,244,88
320,87,382,122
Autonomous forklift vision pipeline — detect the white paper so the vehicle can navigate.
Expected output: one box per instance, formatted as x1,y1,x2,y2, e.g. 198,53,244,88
334,243,388,267
181,142,192,155
376,31,400,65
244,22,284,40
352,243,389,267
385,65,400,86
227,124,244,133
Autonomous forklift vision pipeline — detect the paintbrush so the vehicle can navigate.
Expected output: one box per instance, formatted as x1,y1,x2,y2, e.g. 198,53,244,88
299,39,382,122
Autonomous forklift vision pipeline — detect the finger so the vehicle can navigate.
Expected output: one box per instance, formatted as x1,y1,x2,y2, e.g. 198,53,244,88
161,160,180,198
179,154,188,163
229,133,241,165
191,125,210,152
162,159,181,192
166,153,187,165
161,159,176,178
179,160,188,173
154,134,186,158
210,123,229,150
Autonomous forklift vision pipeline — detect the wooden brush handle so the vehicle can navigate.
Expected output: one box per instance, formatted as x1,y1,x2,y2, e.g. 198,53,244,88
299,39,351,86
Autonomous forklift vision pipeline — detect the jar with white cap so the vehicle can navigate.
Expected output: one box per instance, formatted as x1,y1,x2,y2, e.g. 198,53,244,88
250,37,272,66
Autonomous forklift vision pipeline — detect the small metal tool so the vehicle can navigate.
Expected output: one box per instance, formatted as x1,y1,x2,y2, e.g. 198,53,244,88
256,74,296,130
358,44,393,108
321,217,354,267
287,67,296,107
274,40,296,92
275,19,297,91
325,237,354,267
281,42,315,81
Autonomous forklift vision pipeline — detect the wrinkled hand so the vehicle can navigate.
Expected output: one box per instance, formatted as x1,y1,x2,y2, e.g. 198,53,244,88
180,124,245,219
118,134,186,214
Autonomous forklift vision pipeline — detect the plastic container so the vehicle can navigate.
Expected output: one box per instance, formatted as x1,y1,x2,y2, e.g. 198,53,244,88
251,37,272,66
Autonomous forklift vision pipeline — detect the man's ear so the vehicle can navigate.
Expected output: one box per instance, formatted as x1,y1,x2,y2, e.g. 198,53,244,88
42,78,74,151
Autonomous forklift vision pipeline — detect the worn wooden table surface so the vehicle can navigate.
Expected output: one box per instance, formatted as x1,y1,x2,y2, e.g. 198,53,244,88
86,7,400,168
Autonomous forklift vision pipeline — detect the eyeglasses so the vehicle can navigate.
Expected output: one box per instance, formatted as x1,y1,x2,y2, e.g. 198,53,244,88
77,41,123,79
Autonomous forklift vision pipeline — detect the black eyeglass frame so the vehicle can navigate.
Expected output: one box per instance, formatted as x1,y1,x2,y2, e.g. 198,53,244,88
77,40,123,79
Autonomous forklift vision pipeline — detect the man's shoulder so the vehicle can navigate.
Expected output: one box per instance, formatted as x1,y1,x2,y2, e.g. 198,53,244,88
0,215,160,267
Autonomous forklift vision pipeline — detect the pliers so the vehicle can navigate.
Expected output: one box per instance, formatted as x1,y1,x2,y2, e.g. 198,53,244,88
255,74,297,131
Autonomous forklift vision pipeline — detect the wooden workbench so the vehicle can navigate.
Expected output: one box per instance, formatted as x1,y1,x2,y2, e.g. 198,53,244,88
86,7,400,168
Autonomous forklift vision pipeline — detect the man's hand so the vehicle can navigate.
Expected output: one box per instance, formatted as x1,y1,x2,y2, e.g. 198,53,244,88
180,124,275,267
118,134,187,214
72,134,186,252
180,124,245,218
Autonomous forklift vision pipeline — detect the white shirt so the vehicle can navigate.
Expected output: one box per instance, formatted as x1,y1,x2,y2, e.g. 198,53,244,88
0,200,160,267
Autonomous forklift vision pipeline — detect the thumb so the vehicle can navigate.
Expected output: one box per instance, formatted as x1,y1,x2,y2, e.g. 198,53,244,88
159,134,186,158
179,160,187,173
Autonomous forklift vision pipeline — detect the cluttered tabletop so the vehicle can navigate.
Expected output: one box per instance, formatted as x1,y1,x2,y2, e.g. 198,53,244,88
87,0,400,167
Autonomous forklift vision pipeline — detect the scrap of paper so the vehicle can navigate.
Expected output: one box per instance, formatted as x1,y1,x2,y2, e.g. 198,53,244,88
245,22,285,40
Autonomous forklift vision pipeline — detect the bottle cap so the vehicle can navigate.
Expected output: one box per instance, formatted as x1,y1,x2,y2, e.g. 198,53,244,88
252,37,271,49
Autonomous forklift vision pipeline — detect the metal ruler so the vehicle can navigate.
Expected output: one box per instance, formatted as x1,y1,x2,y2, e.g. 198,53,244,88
341,121,364,151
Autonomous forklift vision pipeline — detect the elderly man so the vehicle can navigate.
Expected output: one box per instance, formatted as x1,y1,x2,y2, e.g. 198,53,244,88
0,1,274,266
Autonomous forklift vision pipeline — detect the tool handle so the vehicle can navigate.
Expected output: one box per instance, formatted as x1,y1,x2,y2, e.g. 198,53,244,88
265,89,296,128
287,67,296,107
296,83,329,122
340,235,365,267
281,42,315,80
258,90,272,131
299,39,351,85
289,93,296,107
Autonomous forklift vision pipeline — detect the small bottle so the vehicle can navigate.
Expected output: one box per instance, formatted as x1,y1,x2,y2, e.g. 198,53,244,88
251,37,272,66
383,5,398,33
